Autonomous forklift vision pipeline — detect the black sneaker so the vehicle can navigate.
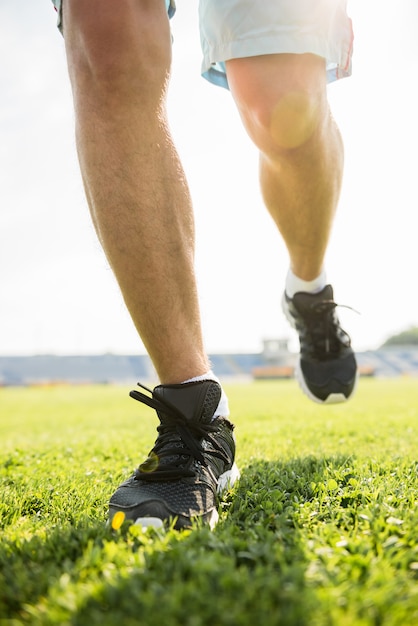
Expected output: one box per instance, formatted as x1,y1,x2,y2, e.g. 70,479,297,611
108,380,239,530
282,284,358,404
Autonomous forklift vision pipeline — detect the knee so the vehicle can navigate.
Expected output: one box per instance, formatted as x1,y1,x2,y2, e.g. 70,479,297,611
63,0,171,100
227,54,329,153
263,89,326,151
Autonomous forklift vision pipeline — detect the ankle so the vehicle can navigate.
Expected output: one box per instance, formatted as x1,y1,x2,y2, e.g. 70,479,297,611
181,371,229,419
285,268,327,298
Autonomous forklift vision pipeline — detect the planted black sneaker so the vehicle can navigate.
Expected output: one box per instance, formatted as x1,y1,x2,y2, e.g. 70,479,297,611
282,284,358,404
109,380,239,530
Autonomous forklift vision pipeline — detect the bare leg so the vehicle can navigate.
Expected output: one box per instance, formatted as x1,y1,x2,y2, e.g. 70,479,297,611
63,0,209,383
226,53,344,281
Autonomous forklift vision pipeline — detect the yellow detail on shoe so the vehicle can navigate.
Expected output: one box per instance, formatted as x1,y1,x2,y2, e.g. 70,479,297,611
111,511,126,530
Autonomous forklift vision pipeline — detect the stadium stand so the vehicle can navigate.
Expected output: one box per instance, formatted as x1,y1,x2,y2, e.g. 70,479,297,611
1,346,418,386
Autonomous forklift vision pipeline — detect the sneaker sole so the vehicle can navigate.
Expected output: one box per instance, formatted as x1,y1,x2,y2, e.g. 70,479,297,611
282,293,358,404
132,462,240,531
294,356,359,405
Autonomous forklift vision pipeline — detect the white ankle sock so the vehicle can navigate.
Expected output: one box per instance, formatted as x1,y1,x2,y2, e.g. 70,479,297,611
181,370,230,419
285,268,327,298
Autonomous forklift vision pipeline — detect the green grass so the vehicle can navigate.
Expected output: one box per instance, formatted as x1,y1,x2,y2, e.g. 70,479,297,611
1,378,418,625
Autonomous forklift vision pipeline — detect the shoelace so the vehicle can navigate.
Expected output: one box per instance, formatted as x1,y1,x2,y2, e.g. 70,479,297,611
302,299,353,358
130,383,230,482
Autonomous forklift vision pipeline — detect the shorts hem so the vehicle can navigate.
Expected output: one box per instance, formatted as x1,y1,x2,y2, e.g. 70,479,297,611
201,33,353,88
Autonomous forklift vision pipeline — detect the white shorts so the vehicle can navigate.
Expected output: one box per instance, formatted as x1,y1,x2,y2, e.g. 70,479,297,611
51,0,353,89
198,0,353,88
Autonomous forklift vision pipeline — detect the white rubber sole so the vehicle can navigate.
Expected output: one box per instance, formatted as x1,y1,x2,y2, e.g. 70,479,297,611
217,462,240,494
134,516,164,530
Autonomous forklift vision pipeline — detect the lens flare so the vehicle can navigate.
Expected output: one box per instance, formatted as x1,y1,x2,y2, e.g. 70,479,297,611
270,91,320,149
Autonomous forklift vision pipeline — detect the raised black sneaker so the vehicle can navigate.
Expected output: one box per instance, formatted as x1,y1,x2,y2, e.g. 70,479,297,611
282,284,358,404
109,380,239,530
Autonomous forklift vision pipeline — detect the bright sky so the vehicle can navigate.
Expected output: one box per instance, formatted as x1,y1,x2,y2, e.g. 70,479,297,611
1,1,417,357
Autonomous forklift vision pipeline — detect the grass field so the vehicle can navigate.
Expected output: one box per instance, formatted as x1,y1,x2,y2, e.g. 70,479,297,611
1,378,418,625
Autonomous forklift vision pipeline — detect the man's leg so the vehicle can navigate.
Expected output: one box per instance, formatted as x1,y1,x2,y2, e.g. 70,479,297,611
63,0,209,384
61,0,238,529
226,53,342,281
226,53,357,403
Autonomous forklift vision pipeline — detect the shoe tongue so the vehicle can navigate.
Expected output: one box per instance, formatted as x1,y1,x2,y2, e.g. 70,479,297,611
293,284,334,311
153,380,221,425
